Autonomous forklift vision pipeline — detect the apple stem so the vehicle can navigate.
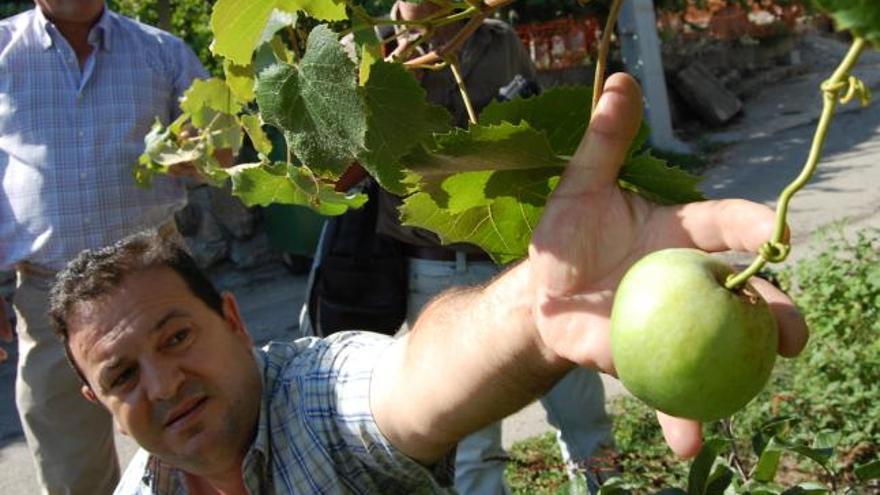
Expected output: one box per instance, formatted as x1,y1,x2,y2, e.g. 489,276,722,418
724,37,869,291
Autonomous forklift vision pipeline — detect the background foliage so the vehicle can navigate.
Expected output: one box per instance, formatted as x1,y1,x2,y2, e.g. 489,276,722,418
108,0,219,75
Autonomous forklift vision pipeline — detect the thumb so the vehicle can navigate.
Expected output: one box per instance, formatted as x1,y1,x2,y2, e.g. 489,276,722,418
553,73,644,198
657,411,703,458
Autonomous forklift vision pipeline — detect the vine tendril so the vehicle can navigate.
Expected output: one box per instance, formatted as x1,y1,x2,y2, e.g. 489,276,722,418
724,37,868,290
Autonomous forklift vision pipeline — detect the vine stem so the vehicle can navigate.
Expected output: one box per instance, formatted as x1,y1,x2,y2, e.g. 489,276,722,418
592,0,625,114
402,0,517,67
724,37,868,290
448,55,478,125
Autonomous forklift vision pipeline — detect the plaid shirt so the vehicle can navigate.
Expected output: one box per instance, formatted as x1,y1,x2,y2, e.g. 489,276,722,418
0,8,206,270
116,332,454,495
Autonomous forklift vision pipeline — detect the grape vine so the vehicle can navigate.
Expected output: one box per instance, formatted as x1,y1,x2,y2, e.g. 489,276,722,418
725,36,870,289
136,0,702,264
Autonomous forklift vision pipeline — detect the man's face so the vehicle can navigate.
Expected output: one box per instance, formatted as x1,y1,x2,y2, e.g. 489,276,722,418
67,268,261,473
35,0,105,24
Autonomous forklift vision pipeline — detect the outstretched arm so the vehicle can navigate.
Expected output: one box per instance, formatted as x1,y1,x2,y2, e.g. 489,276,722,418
370,73,809,464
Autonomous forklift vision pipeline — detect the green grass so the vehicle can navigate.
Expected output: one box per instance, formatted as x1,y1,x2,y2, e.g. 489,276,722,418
505,432,571,495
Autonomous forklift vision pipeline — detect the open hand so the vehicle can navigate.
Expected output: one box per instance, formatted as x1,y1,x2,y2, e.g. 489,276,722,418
527,73,808,457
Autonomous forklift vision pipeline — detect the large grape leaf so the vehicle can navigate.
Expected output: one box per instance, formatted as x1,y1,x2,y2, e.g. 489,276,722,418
412,122,564,175
405,122,564,210
479,86,592,156
210,0,345,65
350,5,383,84
400,193,544,265
360,60,452,194
399,122,566,263
226,163,367,215
618,153,704,205
223,60,256,103
241,115,273,156
398,110,702,262
277,0,346,21
255,25,367,178
814,0,880,45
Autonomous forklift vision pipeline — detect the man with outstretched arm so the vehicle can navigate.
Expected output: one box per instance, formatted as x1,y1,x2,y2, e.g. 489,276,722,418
1,1,211,492
48,74,808,494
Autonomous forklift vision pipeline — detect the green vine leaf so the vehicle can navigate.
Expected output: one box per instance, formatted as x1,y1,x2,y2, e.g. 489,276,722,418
255,25,367,178
618,153,704,205
210,0,276,65
399,122,564,264
596,476,636,494
223,60,256,103
226,163,367,215
210,0,344,65
687,438,730,495
360,60,452,194
141,121,203,168
704,462,734,495
399,116,701,262
854,459,880,482
241,115,273,156
753,437,784,483
401,193,543,265
180,78,242,128
277,0,346,22
779,482,830,494
479,85,592,156
407,122,564,209
815,0,880,46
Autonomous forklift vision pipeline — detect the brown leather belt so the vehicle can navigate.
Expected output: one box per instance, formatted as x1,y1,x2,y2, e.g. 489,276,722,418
403,244,492,262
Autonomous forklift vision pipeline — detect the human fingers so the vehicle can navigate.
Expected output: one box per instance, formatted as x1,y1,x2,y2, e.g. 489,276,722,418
656,411,703,458
750,277,808,357
553,73,643,198
651,199,786,254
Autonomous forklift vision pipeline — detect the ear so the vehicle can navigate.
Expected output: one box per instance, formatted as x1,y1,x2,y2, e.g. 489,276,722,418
81,385,99,404
221,292,252,346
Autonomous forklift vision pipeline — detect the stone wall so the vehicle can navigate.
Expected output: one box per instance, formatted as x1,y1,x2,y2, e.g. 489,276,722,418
176,184,283,271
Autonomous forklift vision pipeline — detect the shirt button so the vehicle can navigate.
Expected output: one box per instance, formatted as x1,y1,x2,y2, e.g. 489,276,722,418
83,217,92,225
78,130,84,138
79,172,87,179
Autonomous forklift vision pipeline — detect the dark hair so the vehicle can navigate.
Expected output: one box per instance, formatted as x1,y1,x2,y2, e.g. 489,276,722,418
49,229,223,387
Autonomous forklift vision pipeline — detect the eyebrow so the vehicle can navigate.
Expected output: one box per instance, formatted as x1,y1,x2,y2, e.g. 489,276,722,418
95,309,190,390
152,309,189,334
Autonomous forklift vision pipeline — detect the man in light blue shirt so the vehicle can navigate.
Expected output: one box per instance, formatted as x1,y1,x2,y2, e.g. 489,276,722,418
0,1,206,492
47,74,808,494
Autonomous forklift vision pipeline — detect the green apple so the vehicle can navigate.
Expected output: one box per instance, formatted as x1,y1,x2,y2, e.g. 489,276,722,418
610,248,778,421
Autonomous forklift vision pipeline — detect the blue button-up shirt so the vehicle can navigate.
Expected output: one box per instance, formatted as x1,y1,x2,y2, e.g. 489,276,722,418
116,332,454,495
0,8,206,270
